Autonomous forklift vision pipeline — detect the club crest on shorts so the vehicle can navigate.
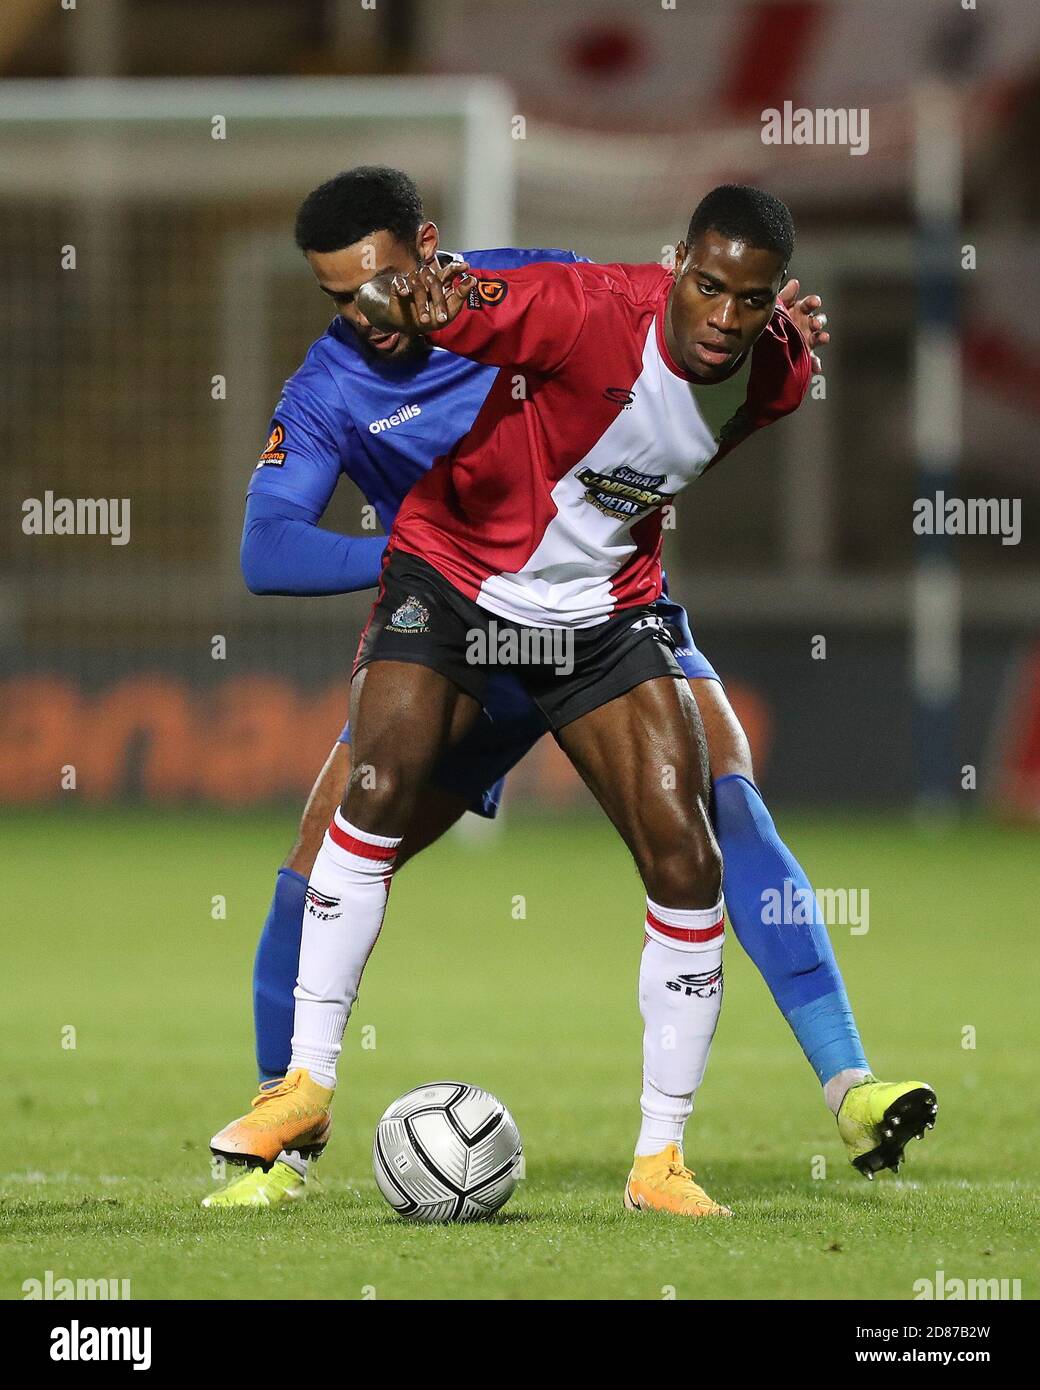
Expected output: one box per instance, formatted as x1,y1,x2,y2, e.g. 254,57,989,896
388,595,431,633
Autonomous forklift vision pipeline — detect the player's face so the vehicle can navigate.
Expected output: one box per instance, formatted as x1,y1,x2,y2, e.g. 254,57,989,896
306,222,438,359
665,231,785,382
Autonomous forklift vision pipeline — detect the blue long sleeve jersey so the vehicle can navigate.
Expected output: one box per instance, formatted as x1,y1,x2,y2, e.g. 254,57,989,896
241,246,586,596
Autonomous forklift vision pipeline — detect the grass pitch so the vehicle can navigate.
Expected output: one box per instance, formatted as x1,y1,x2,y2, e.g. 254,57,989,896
2,807,1037,1301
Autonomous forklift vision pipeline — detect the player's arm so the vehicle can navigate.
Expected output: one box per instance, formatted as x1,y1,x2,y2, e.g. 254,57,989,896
703,298,814,484
356,257,587,374
240,493,385,596
245,376,386,596
743,292,815,422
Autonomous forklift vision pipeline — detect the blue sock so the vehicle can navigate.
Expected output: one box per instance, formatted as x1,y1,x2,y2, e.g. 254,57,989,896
713,774,869,1085
253,868,308,1083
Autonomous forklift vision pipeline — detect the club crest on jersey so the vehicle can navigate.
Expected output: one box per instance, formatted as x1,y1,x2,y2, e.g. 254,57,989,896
256,421,287,468
388,595,430,634
577,464,674,519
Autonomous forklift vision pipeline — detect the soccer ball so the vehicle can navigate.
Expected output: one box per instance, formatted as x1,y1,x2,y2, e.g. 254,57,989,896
372,1081,523,1223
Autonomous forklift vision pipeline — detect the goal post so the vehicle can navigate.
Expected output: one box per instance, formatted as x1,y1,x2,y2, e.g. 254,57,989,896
0,76,516,246
912,80,963,815
0,77,516,628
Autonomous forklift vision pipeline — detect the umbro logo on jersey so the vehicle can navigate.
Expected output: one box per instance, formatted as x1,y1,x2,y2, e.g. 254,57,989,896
368,404,421,435
603,386,635,408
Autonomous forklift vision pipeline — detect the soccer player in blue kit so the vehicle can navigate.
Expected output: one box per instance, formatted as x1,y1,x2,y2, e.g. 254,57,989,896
204,167,936,1209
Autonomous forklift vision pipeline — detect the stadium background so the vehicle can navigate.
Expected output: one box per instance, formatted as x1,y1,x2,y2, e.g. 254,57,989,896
3,0,1039,814
3,0,1040,1307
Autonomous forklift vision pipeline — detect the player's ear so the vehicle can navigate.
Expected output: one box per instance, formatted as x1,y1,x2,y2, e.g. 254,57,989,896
672,241,687,282
416,221,439,264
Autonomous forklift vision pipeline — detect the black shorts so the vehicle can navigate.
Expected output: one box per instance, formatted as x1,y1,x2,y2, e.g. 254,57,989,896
354,549,685,732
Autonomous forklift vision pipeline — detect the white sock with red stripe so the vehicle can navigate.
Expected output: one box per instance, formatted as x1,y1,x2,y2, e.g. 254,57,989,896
636,896,725,1157
289,809,400,1089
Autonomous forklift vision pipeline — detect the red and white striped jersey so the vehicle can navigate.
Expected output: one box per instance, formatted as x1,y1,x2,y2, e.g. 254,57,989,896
390,260,811,628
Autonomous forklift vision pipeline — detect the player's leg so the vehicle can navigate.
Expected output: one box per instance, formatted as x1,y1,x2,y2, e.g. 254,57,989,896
253,728,479,1087
287,654,480,1076
206,739,354,1205
253,676,547,1090
209,675,540,1204
553,674,729,1217
692,674,937,1176
211,661,477,1167
211,737,493,1207
211,550,488,1167
206,738,481,1207
692,677,869,1096
252,739,351,1089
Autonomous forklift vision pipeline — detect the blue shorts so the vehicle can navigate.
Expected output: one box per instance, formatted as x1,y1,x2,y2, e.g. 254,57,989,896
338,594,719,818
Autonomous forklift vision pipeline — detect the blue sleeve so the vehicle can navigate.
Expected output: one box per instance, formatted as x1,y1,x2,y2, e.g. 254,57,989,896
246,365,347,515
241,492,386,596
463,247,591,268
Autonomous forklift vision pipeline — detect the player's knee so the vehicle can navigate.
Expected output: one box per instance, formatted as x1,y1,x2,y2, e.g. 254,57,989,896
639,825,722,909
342,754,423,834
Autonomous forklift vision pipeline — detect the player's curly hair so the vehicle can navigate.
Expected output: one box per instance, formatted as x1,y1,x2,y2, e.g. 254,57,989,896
687,184,794,266
295,166,424,253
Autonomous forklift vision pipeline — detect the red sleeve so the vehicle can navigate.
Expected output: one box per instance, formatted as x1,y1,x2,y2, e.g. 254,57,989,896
709,302,812,467
427,261,587,375
761,300,813,418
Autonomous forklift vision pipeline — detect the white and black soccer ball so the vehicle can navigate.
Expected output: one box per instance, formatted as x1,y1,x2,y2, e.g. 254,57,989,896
373,1081,523,1223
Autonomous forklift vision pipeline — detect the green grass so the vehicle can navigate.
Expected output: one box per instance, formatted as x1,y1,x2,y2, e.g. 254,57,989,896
2,808,1037,1300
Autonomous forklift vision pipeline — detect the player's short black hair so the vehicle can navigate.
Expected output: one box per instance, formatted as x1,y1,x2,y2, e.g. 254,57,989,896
294,166,424,254
686,184,795,266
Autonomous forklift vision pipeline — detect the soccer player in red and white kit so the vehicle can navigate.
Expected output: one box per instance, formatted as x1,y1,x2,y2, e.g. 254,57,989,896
214,186,936,1215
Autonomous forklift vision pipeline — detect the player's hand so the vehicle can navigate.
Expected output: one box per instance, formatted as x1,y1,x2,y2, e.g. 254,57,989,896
778,278,829,375
356,258,476,335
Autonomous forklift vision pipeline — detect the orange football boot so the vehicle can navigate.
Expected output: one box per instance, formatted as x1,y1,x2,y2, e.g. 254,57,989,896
624,1143,732,1217
210,1069,334,1168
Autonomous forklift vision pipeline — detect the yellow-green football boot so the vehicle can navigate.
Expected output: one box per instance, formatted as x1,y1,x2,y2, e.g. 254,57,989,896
201,1159,312,1207
837,1076,938,1178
